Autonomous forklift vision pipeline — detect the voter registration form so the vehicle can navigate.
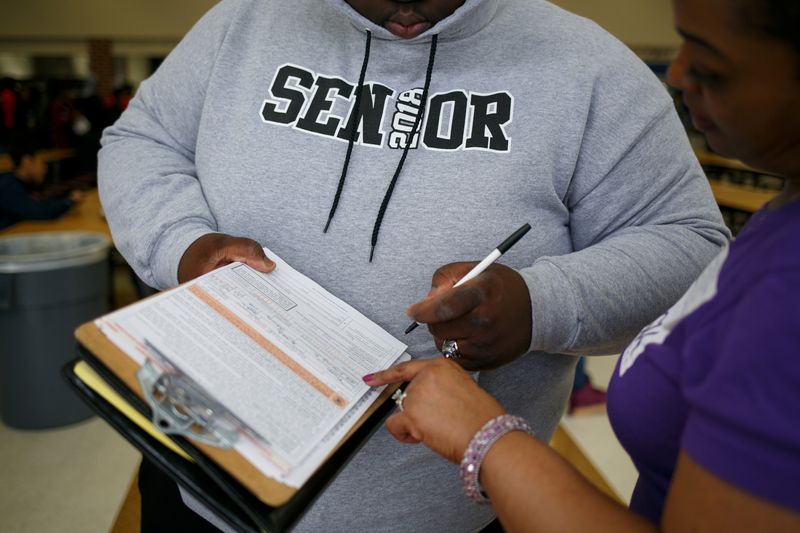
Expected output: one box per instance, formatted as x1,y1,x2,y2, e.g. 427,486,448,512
97,246,408,487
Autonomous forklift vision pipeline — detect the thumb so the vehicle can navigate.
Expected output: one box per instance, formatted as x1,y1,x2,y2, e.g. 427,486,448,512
221,239,276,273
242,254,276,273
429,262,476,295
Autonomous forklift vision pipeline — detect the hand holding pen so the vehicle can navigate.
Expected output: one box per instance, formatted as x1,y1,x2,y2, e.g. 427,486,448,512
404,224,533,371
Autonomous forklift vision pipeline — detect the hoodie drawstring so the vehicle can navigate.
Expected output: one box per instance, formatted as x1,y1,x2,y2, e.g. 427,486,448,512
323,30,438,263
370,34,438,262
324,30,373,234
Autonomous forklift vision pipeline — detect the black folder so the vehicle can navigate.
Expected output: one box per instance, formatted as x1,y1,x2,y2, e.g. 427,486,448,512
63,322,399,533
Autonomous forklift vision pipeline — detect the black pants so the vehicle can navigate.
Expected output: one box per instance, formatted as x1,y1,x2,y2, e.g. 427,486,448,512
139,458,504,532
138,458,220,532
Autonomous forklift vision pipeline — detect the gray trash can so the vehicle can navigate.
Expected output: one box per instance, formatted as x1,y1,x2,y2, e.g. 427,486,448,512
0,231,111,429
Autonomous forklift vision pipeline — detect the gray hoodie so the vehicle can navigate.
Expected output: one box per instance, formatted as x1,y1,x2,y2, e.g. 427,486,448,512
99,0,729,530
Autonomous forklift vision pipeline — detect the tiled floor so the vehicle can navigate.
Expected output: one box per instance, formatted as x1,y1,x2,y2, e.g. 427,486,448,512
0,418,139,532
0,265,636,532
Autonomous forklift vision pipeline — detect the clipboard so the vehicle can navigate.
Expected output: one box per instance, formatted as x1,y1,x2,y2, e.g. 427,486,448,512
64,320,401,533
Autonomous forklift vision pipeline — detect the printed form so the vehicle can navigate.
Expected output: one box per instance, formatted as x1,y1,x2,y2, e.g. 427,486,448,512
97,247,408,487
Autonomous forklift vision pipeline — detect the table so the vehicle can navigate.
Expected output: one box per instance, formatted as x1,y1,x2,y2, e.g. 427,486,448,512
694,149,755,173
0,188,111,239
708,180,777,213
694,150,780,213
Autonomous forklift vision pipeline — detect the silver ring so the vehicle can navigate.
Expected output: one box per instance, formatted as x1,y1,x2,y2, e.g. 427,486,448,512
391,389,407,412
442,339,461,359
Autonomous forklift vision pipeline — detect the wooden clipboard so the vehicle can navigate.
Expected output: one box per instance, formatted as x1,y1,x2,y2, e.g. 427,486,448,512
71,320,400,531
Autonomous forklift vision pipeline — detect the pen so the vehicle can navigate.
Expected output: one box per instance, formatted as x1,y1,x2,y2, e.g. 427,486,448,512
404,223,532,334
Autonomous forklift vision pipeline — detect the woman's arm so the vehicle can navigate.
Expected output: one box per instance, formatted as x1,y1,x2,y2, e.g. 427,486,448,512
365,359,800,532
98,0,245,289
479,430,652,533
366,359,654,532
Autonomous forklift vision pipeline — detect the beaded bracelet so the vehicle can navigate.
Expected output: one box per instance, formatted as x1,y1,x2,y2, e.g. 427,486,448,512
459,414,535,504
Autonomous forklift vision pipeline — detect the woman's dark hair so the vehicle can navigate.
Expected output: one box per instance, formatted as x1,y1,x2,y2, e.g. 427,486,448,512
736,0,800,52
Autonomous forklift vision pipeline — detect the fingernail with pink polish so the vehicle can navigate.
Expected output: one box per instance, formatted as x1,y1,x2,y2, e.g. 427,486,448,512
362,373,374,383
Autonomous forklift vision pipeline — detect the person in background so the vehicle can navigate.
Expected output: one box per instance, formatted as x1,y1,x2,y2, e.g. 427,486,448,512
365,0,800,530
102,83,133,127
73,78,106,175
0,139,83,229
14,85,39,137
98,0,729,531
0,77,18,149
48,83,77,149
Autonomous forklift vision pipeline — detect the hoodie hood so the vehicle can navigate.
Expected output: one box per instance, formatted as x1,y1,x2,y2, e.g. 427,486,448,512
323,0,499,42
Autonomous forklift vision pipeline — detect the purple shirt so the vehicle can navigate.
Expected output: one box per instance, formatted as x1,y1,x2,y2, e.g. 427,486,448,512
608,201,800,524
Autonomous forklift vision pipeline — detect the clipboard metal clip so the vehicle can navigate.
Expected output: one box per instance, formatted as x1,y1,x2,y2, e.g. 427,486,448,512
137,361,239,449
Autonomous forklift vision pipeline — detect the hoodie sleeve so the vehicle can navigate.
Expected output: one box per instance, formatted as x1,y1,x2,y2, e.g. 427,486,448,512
521,58,730,356
97,0,243,289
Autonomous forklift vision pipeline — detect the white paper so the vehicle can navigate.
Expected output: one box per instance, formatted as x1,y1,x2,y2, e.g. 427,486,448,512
97,247,407,487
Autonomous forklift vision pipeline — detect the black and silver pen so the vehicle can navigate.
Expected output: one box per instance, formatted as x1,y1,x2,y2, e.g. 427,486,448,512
404,223,532,334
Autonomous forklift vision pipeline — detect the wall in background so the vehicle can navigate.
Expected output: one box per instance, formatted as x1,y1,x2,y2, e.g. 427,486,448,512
0,0,217,85
0,0,218,39
0,0,679,86
1,0,678,43
550,0,679,48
